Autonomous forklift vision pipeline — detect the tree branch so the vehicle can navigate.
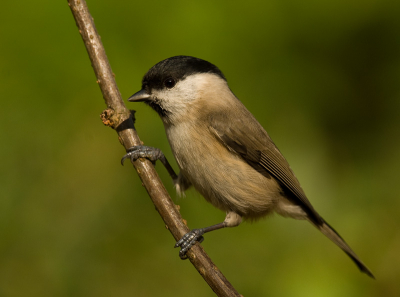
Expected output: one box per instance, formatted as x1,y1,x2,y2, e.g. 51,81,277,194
67,1,241,296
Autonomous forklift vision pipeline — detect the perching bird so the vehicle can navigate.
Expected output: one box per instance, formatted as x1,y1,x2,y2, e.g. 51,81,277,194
122,55,374,278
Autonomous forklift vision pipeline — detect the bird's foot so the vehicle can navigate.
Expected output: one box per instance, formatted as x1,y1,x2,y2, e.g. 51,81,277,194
174,229,205,259
121,145,163,165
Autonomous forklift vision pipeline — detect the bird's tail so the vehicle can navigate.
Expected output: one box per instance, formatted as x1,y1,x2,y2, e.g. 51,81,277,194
308,218,375,278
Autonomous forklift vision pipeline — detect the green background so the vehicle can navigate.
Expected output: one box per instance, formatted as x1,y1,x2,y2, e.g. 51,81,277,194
1,0,399,296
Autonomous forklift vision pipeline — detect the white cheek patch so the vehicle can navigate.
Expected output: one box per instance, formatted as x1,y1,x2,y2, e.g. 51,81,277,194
153,73,228,119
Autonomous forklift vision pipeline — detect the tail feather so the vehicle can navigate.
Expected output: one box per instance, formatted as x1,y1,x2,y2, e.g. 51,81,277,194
309,218,375,279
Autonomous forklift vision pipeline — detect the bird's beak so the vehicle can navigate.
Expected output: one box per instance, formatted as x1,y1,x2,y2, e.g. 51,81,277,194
128,89,151,102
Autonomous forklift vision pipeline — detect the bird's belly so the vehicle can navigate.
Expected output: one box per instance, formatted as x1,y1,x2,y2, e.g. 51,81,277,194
167,126,282,219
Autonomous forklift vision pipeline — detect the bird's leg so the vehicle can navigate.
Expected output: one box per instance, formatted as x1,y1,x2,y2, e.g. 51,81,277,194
121,145,178,181
174,222,227,259
175,211,242,259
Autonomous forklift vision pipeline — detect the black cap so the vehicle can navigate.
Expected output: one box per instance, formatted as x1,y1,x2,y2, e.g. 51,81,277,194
141,56,226,92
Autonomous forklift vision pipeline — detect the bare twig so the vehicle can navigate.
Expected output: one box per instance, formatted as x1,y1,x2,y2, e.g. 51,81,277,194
67,1,241,296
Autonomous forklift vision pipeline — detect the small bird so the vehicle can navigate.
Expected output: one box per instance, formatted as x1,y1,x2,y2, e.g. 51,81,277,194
122,55,374,278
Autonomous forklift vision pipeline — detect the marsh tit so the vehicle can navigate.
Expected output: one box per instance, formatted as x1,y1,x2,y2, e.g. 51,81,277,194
122,56,374,278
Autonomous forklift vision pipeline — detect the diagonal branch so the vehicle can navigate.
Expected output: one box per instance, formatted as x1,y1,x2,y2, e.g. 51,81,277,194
67,1,241,296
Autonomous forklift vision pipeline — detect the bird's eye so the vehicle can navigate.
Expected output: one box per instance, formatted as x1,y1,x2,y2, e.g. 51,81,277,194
164,78,176,89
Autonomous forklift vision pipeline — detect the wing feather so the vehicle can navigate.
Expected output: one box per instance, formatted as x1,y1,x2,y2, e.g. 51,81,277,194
209,111,322,223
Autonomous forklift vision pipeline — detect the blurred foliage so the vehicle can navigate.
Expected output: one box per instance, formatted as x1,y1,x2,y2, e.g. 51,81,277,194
1,0,399,296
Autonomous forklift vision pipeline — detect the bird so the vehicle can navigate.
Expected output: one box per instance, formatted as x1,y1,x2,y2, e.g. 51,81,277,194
122,55,374,278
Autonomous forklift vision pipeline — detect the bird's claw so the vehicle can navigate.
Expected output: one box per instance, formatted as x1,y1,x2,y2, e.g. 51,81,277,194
121,145,162,165
174,229,205,259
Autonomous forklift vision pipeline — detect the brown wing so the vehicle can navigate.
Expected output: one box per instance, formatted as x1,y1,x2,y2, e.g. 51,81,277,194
208,110,323,224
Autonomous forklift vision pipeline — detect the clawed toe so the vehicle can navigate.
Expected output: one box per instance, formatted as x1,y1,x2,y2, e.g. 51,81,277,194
175,229,205,259
121,153,130,165
121,146,138,165
121,146,162,165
